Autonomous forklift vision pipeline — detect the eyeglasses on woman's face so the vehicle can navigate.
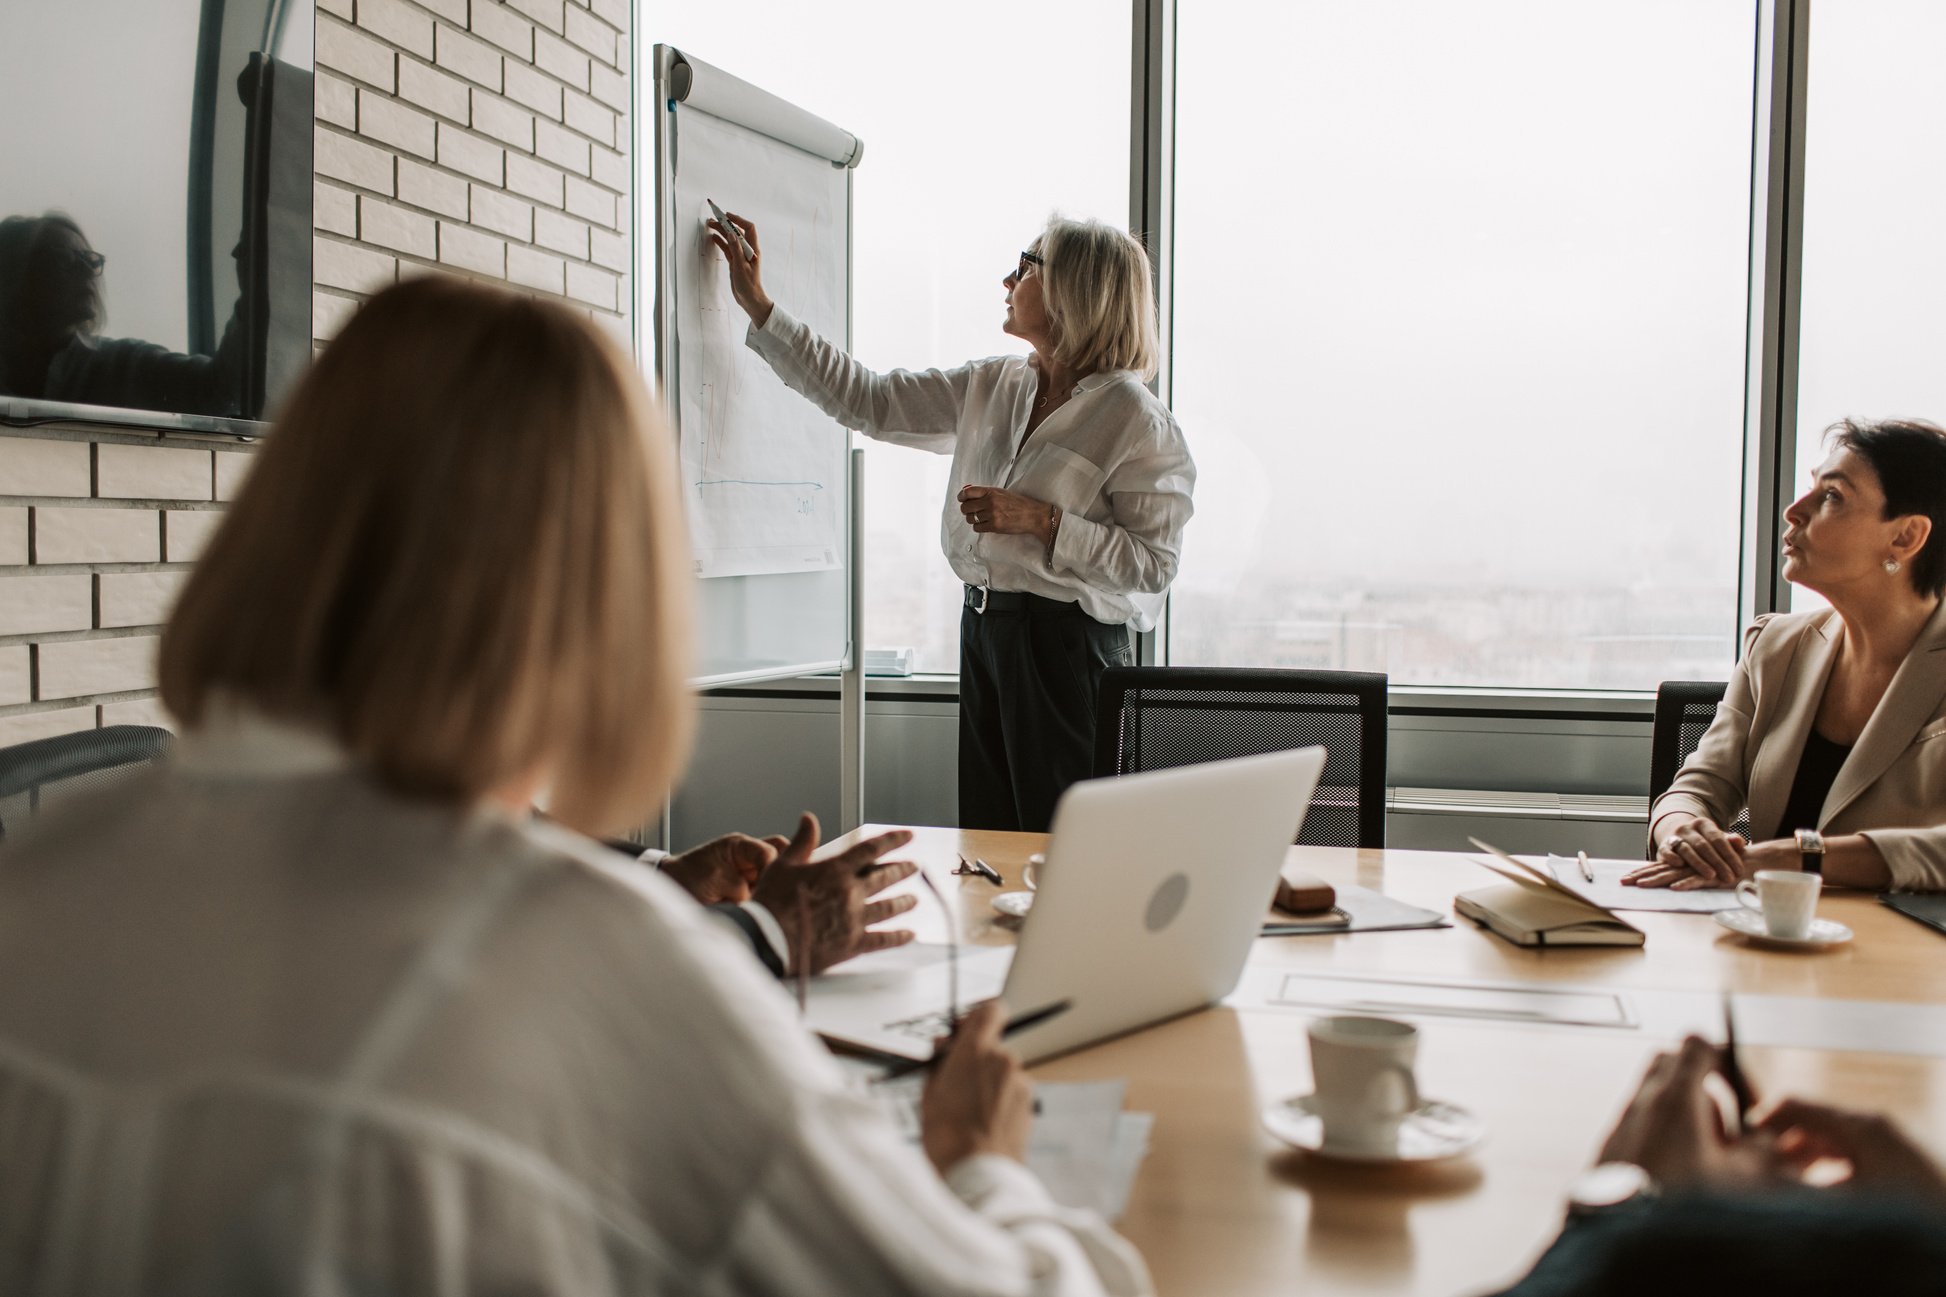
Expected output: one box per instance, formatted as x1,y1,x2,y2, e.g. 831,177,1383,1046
1010,250,1043,283
62,248,106,276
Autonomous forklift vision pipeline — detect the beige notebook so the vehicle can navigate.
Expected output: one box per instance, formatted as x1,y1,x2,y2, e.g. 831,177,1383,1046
1454,838,1645,948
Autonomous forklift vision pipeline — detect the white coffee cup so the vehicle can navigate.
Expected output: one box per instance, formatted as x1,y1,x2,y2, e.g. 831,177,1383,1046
1736,869,1822,940
1024,852,1047,891
1306,1015,1422,1154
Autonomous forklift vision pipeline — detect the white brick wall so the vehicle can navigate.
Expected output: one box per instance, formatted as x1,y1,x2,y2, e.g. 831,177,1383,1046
0,707,100,747
360,196,439,258
35,508,162,565
0,576,94,637
163,511,223,563
98,572,190,629
1,0,631,747
96,445,214,502
399,158,470,218
0,510,25,566
214,453,252,502
399,57,469,121
0,647,28,708
359,92,439,159
0,438,90,497
37,636,160,701
100,697,175,731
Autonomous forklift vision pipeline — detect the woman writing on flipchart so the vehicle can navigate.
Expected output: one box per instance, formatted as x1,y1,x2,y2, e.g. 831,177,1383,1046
709,212,1196,832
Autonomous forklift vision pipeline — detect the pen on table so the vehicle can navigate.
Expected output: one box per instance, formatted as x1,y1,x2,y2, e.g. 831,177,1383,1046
873,1000,1074,1082
963,855,1003,885
1578,850,1594,884
1721,993,1758,1130
707,197,755,263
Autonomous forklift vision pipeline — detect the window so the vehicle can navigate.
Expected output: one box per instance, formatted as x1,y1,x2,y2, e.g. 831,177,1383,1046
1166,1,1754,689
1795,0,1946,593
641,3,1130,673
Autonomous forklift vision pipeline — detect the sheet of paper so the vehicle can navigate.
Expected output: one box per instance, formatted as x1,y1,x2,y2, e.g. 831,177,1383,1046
1235,963,1946,1060
1527,854,1743,913
801,943,1013,1060
1263,883,1449,936
1254,970,1637,1028
871,1075,1152,1221
672,105,847,578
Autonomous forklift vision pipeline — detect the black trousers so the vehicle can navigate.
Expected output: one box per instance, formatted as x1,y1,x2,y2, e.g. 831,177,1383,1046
958,587,1133,832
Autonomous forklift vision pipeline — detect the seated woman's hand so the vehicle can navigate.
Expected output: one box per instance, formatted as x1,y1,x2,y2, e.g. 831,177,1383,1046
1625,814,1748,890
920,1000,1034,1174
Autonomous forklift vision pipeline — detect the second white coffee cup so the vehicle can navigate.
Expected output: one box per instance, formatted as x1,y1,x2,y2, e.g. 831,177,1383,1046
1307,1015,1421,1154
1735,868,1822,940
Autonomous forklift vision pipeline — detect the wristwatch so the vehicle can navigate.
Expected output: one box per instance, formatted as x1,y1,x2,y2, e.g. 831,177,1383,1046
1567,1162,1658,1219
1795,827,1827,873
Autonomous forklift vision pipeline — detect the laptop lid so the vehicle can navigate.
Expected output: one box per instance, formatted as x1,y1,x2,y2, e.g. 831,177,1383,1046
1002,746,1327,1062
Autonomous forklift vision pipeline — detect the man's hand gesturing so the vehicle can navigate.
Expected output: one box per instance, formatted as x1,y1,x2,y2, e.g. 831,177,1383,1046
750,814,918,975
660,833,775,905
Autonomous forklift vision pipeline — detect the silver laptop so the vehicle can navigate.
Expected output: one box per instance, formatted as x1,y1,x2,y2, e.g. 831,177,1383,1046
803,747,1326,1064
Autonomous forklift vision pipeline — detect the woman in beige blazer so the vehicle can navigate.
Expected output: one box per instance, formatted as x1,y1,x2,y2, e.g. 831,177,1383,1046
1630,417,1946,894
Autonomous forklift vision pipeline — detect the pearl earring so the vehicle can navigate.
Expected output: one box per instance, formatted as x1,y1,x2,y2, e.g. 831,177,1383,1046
1885,558,1903,574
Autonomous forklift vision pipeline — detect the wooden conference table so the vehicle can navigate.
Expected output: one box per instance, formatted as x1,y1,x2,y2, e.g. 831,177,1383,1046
833,826,1946,1297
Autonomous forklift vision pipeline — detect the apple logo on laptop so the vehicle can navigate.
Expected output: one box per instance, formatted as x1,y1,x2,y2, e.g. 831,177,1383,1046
1145,873,1190,932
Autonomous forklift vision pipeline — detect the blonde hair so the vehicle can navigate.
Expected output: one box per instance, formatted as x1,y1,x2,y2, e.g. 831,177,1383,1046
160,276,694,835
1036,217,1160,380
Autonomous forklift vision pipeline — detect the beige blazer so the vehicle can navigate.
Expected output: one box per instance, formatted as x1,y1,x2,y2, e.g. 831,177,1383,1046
1652,602,1946,892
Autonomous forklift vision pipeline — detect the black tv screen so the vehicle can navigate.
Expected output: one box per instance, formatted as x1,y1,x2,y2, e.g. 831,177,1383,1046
0,0,314,437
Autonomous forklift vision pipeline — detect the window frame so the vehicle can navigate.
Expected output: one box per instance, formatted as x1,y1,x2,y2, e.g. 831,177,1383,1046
1139,0,1813,703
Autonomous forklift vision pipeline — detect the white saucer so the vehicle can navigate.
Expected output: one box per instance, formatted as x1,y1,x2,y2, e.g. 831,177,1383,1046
991,891,1035,918
1713,908,1853,949
1262,1093,1484,1163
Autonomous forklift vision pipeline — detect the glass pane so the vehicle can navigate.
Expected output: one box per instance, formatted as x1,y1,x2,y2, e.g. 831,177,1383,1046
641,2,1130,673
1795,0,1946,612
1169,1,1752,688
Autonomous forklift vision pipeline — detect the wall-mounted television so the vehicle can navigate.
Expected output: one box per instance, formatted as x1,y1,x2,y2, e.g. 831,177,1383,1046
0,0,314,439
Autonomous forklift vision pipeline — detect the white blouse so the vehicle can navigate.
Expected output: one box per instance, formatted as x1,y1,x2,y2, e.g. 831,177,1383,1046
747,307,1196,631
0,712,1150,1296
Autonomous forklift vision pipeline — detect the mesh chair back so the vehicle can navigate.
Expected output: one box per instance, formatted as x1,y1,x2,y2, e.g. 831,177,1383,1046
0,725,173,843
1647,681,1748,856
1094,667,1388,848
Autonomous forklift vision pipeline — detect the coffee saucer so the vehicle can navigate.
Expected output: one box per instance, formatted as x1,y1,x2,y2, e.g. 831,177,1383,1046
1262,1093,1485,1163
991,891,1035,919
1713,909,1853,949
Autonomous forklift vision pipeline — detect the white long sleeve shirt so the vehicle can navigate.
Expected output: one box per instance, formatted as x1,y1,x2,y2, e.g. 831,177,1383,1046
0,710,1151,1296
747,307,1195,631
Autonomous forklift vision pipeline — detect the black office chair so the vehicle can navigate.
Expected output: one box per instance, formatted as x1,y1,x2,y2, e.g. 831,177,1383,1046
0,724,173,843
1647,680,1747,858
1093,666,1388,848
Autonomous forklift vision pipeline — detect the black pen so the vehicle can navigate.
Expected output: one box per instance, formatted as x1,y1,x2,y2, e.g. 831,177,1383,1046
1721,993,1758,1130
873,999,1074,1082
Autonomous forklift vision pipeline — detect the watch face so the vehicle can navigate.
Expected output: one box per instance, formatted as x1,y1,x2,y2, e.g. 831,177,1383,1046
1571,1162,1654,1211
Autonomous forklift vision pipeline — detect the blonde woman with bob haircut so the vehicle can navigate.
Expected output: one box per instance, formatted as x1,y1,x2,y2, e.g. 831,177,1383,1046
0,277,1149,1296
711,211,1196,832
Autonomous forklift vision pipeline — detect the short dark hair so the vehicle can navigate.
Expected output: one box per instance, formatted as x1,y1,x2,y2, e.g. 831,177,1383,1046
1828,417,1946,598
